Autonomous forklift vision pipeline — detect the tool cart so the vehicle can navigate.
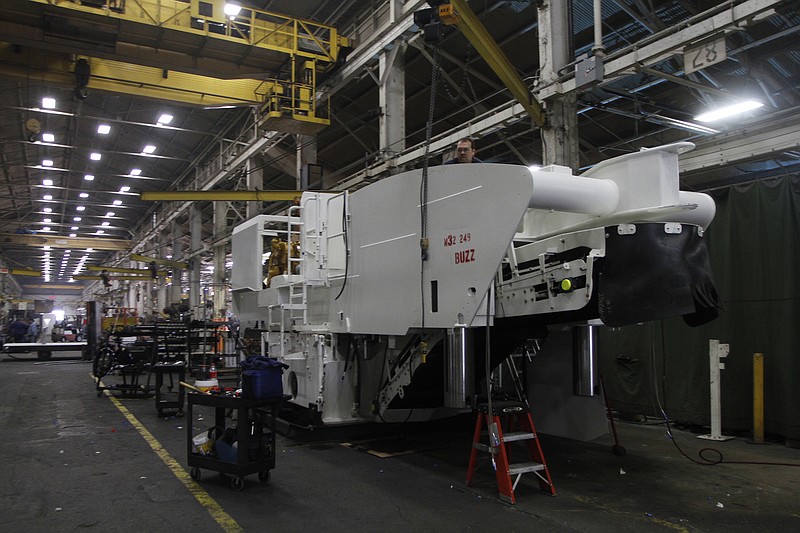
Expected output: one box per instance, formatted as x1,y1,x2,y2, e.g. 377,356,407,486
186,392,286,490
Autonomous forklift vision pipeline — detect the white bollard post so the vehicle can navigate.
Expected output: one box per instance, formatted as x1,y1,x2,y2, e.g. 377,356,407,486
698,339,733,441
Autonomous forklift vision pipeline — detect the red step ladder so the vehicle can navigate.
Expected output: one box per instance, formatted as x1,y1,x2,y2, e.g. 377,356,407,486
466,400,556,503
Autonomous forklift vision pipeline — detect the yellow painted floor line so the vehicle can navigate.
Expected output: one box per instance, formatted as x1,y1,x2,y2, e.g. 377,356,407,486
95,375,243,533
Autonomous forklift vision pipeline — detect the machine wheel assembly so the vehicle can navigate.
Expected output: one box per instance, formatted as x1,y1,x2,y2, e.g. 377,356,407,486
230,476,245,491
190,467,201,481
258,471,271,483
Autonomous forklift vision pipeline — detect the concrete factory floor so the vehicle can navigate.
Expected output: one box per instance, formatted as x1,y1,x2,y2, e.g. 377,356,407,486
1,352,798,532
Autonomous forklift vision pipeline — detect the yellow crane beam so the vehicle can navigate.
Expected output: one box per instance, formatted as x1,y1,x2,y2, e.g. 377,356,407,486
140,190,304,201
74,274,158,281
0,44,262,107
19,284,81,290
0,233,130,251
9,269,42,277
130,254,188,269
438,1,544,126
87,266,169,276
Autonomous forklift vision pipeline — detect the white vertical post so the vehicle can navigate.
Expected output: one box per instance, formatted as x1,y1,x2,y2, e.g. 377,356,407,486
698,339,733,441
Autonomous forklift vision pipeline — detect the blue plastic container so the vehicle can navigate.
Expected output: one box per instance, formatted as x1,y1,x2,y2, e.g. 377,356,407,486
242,368,283,399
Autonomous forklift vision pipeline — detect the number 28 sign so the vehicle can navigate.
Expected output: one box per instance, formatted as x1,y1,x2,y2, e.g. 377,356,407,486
684,37,727,75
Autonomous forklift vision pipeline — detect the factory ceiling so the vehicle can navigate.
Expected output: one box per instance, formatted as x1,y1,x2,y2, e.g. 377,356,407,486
0,0,797,300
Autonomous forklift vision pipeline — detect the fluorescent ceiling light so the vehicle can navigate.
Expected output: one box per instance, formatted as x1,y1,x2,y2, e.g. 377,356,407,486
157,114,173,125
42,133,55,143
42,159,53,167
43,218,52,223
97,124,111,135
42,179,53,186
79,192,89,198
43,194,53,200
694,100,764,122
76,206,85,211
90,152,102,161
224,3,241,18
113,199,123,206
119,186,130,192
105,211,115,217
42,97,56,109
142,145,157,154
130,168,142,176
101,221,110,227
97,230,105,235
84,174,95,181
69,233,77,238
42,226,51,231
71,226,79,230
43,207,52,213
73,216,81,222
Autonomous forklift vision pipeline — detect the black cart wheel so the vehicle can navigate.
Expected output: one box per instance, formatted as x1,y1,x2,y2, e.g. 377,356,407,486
230,476,245,491
258,471,271,483
92,346,115,378
190,467,201,481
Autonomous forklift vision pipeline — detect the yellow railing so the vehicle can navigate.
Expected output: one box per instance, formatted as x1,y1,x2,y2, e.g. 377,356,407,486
35,0,349,63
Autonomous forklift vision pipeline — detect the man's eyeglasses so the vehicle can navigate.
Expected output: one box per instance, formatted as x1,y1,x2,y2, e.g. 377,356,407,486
457,148,473,153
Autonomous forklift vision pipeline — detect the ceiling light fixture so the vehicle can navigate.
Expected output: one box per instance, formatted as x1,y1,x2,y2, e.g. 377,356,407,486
42,159,53,167
90,152,102,161
69,233,77,238
73,216,81,222
157,113,173,125
142,145,157,154
43,218,52,223
130,168,142,176
119,186,130,192
76,206,85,211
42,133,55,143
113,199,123,206
43,207,52,213
694,100,764,123
105,211,115,217
79,192,89,198
84,174,95,181
43,194,53,200
43,179,53,186
224,3,241,19
42,226,51,231
71,226,79,230
97,124,111,135
97,230,105,235
42,97,56,109
101,221,110,227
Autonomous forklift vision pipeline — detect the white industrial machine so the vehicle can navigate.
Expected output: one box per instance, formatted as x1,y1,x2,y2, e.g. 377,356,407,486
231,142,719,426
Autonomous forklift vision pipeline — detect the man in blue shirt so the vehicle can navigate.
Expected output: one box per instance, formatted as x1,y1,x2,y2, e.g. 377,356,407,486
445,137,483,164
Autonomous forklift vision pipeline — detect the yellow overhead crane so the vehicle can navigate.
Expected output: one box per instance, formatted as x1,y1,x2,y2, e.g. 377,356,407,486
0,0,352,132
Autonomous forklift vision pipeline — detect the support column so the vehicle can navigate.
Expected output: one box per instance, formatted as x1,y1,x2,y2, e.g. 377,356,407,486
379,39,407,172
213,201,227,319
156,231,167,315
170,220,184,306
537,0,579,168
245,158,260,220
189,203,203,311
296,134,318,190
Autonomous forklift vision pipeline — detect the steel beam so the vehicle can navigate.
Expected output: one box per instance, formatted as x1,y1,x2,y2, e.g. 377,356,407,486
130,253,188,269
87,265,168,276
0,233,130,251
536,0,784,100
140,190,303,201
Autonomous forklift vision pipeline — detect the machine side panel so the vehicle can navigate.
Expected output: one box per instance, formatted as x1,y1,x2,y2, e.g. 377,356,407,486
328,164,533,335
